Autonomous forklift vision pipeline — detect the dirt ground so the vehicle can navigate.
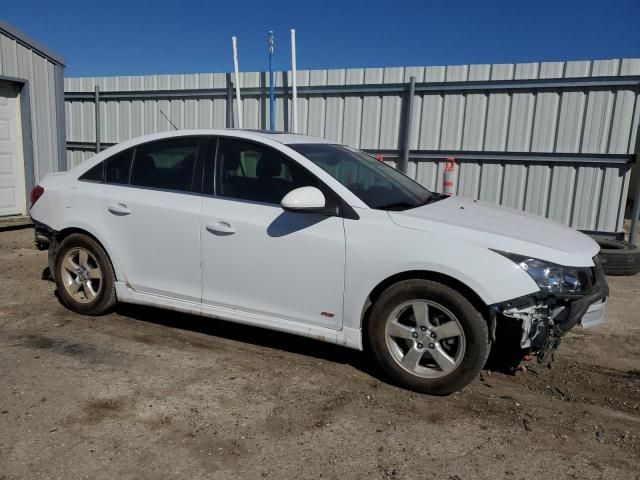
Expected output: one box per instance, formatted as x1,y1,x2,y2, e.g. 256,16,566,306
1,227,639,480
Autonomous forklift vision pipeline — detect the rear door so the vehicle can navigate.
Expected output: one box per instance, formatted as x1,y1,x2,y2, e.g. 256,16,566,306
99,137,204,302
200,137,346,329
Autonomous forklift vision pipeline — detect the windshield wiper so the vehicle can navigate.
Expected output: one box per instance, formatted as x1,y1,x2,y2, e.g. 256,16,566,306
376,201,417,211
377,193,449,211
420,192,449,206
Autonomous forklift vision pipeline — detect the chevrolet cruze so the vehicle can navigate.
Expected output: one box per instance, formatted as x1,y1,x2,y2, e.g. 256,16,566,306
29,130,608,395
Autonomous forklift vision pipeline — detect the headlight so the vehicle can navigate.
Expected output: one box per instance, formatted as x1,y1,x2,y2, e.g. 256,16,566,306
495,251,590,294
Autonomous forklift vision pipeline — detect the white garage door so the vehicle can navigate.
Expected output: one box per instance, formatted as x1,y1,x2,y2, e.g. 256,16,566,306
0,82,26,217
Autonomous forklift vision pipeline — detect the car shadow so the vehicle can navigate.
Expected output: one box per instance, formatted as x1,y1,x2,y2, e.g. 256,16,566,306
118,303,524,378
51,282,518,384
48,269,384,383
266,212,326,237
42,267,54,282
113,302,388,382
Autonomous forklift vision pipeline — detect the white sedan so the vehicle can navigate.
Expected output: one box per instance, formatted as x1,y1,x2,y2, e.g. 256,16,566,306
29,130,608,395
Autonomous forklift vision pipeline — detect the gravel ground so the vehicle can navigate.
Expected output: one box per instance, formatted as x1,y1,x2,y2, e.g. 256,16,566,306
1,227,639,480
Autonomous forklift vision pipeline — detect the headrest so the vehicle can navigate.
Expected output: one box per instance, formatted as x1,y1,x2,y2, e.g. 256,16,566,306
256,152,282,178
130,153,157,185
222,152,240,172
135,153,156,171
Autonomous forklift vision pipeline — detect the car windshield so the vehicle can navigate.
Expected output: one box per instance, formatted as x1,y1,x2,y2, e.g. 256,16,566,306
289,143,437,210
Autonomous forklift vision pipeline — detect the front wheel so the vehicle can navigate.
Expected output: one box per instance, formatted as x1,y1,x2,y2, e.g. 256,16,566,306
54,234,116,315
367,279,490,395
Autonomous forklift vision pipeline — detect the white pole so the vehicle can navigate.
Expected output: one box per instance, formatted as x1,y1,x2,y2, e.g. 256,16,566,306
231,36,243,129
290,29,298,133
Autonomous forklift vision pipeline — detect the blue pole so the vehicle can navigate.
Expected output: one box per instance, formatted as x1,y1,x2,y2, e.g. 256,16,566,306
268,31,275,131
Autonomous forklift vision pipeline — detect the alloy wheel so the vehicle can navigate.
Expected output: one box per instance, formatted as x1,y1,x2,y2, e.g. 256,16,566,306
385,300,466,379
60,247,102,303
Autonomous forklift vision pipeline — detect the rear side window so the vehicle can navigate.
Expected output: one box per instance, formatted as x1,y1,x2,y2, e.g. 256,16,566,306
106,149,133,185
130,138,199,192
79,162,104,182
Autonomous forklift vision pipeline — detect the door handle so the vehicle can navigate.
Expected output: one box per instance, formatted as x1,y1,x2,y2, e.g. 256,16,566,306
206,221,236,235
107,203,131,216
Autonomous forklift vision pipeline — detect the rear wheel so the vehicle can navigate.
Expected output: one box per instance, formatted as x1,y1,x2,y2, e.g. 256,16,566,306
367,279,490,395
54,234,116,315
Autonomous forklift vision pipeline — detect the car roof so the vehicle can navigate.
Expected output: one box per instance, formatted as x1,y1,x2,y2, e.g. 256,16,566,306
234,129,334,145
116,129,334,146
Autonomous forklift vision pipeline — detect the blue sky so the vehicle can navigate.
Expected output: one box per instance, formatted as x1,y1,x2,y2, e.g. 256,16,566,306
4,0,640,77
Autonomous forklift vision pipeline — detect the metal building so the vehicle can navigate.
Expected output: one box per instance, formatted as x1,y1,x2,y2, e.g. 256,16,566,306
0,21,66,220
64,59,640,238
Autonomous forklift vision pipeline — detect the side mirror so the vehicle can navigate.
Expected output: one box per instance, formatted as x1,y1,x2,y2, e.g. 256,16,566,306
281,186,332,214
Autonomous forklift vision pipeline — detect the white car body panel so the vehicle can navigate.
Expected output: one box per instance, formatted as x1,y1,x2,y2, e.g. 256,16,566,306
200,196,345,329
281,186,326,210
389,197,599,267
580,299,606,329
100,184,202,302
31,174,128,282
29,129,604,352
340,207,542,332
114,282,362,348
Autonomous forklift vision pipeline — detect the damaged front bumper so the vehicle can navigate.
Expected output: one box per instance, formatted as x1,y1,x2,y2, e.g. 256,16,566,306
491,257,609,362
580,298,607,329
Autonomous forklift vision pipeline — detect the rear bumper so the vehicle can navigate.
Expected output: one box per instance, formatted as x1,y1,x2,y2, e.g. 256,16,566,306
33,219,56,250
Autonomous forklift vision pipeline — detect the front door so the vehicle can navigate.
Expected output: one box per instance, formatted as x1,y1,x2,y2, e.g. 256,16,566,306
201,138,345,329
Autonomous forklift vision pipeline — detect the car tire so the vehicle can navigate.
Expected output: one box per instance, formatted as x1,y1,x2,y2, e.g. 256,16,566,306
595,239,640,276
54,233,116,315
367,279,490,395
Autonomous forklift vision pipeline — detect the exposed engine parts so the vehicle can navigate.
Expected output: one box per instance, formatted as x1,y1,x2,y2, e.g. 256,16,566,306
501,303,560,363
490,255,608,366
502,304,550,350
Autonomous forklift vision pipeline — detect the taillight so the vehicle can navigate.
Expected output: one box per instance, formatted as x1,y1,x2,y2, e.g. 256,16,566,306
30,185,44,208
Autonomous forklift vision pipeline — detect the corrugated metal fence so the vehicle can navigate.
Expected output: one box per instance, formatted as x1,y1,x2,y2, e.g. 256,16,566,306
64,59,640,234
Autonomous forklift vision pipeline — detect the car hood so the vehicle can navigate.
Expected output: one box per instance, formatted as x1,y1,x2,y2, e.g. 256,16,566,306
388,196,599,267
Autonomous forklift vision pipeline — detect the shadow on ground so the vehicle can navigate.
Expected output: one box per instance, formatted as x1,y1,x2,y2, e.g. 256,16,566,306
50,275,523,384
115,302,388,379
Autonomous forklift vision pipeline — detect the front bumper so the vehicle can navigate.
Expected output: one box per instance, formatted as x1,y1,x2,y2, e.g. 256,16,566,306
493,256,609,361
580,298,607,329
553,256,609,335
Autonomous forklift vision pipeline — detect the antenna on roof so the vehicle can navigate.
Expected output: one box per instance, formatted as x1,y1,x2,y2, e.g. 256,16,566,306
159,109,178,130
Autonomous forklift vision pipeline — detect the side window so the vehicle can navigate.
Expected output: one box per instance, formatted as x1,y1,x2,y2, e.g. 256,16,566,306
105,149,133,185
79,162,104,182
130,138,199,192
215,139,317,204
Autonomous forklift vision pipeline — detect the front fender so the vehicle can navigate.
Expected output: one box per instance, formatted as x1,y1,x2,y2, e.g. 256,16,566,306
342,209,540,331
